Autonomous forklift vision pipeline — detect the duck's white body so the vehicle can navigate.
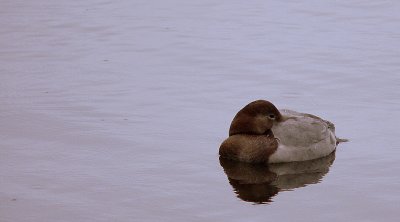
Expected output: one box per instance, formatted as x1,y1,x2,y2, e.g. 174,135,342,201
269,109,337,163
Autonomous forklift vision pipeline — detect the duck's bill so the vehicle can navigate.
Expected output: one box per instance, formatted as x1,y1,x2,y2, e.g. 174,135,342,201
279,114,297,122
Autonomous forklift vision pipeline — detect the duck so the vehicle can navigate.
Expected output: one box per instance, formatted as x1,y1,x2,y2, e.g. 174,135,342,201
219,100,344,164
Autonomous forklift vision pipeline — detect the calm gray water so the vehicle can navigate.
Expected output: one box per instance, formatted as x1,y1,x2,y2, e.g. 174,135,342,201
1,0,400,221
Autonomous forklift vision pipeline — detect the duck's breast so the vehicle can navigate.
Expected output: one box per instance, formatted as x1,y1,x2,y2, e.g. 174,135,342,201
220,134,278,163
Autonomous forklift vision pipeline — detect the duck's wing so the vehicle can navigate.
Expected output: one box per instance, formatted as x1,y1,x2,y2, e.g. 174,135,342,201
280,109,335,131
274,109,336,148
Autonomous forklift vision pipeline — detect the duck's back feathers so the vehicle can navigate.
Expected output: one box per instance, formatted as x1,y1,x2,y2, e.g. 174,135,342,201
269,109,337,163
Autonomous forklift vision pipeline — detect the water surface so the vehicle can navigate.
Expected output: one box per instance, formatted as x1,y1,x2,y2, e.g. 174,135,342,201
1,0,400,221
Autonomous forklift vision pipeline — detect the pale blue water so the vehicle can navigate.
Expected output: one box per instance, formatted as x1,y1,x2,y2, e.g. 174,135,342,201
1,0,400,221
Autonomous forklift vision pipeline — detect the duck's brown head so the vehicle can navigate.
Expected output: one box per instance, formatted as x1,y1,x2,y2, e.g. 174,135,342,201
229,100,282,136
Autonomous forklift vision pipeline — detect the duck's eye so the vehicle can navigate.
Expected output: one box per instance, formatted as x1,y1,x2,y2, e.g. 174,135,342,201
268,114,275,119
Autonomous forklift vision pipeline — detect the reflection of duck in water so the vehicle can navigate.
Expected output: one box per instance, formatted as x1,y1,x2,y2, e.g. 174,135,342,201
220,100,346,163
220,152,335,204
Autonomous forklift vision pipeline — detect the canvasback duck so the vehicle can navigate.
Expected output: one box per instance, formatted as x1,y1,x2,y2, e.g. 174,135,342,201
219,100,343,163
